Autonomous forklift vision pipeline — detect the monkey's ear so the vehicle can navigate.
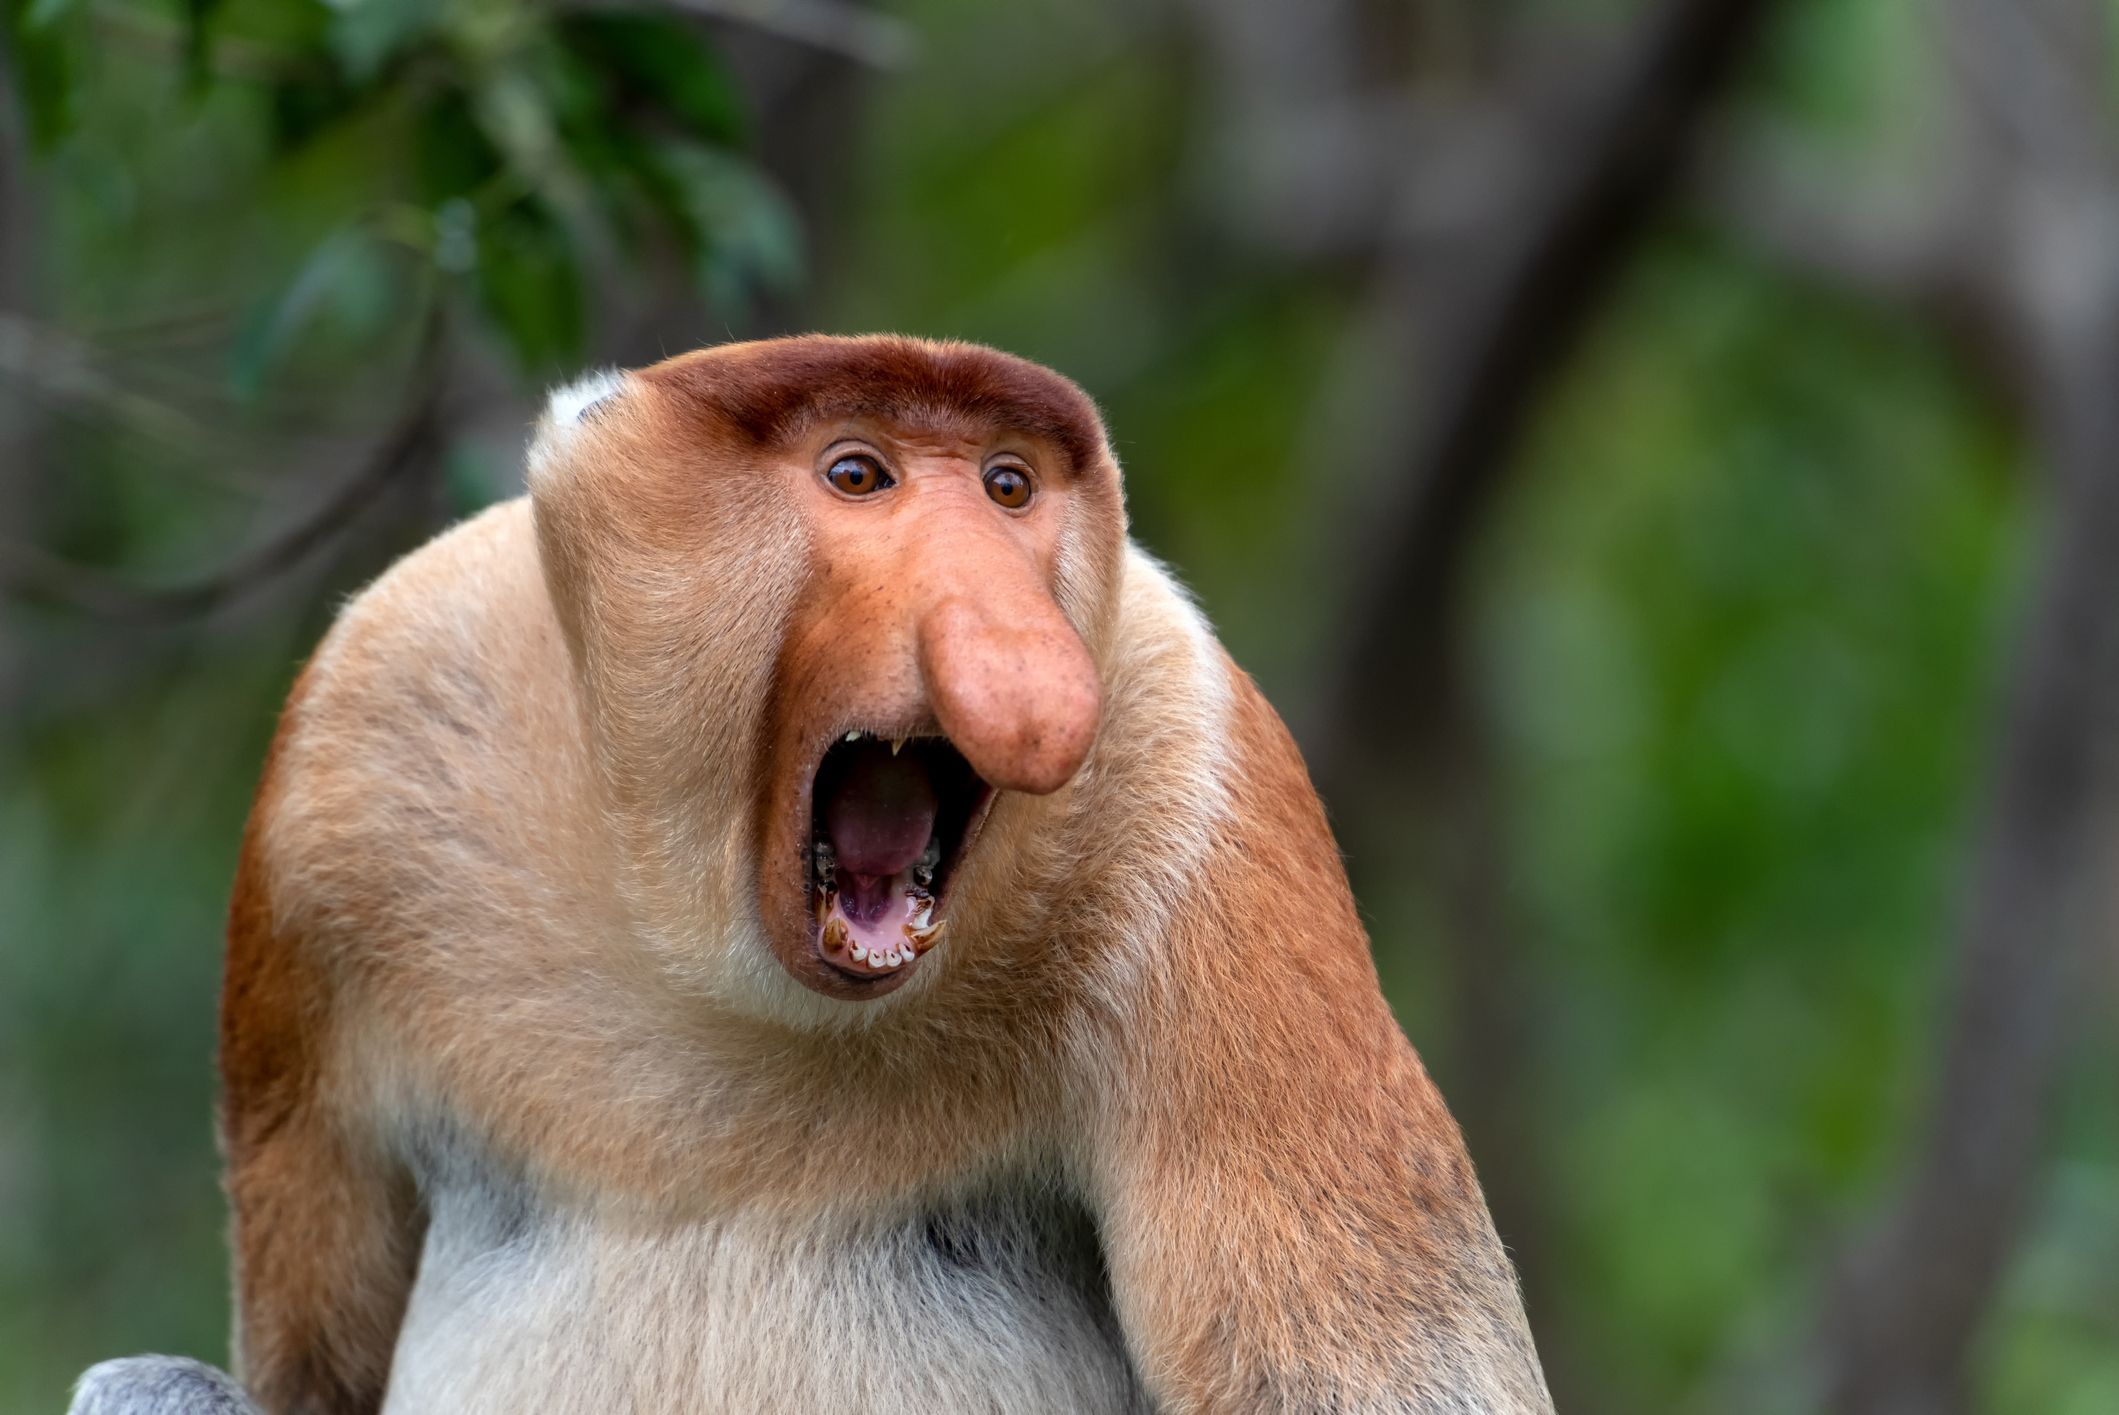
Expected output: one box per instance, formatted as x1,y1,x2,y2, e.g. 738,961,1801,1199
543,367,630,429
530,368,633,490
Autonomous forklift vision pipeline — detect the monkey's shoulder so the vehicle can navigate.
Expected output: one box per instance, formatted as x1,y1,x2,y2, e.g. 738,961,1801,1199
248,499,599,944
296,497,566,756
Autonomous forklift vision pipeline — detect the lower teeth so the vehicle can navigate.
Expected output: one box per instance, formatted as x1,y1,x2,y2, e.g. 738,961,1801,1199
813,835,948,969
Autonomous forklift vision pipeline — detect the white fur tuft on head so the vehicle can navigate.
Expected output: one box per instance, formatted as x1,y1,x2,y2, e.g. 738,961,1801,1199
544,368,629,428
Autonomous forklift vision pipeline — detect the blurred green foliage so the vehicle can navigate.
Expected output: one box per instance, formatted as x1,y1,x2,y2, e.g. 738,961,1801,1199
4,2,2117,1414
5,0,794,382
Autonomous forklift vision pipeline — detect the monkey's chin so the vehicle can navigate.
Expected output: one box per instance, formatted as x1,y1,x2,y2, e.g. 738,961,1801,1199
799,731,989,996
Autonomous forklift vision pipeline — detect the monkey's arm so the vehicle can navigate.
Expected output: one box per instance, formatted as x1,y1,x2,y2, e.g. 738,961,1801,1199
220,807,422,1414
1089,682,1551,1414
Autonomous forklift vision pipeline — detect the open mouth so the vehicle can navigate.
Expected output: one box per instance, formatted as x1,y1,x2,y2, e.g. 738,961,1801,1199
809,731,990,983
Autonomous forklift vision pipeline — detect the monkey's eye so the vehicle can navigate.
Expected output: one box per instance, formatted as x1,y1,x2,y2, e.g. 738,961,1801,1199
826,455,893,497
983,466,1032,509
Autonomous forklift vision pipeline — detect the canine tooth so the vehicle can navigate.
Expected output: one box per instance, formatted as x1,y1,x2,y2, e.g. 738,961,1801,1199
890,734,908,756
845,731,860,743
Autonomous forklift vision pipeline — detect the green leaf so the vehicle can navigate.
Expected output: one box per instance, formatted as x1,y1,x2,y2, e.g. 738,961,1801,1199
555,12,745,146
471,63,598,230
201,0,334,54
654,142,804,315
473,200,586,373
4,0,74,148
413,89,507,205
181,0,224,85
326,0,438,84
543,50,696,260
230,225,399,397
266,70,366,152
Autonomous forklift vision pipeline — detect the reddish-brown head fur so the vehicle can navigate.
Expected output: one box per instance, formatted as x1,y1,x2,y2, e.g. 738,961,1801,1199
530,335,1124,1001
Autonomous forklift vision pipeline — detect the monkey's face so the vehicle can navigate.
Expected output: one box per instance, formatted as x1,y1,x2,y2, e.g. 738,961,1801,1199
756,417,1115,999
536,338,1124,1005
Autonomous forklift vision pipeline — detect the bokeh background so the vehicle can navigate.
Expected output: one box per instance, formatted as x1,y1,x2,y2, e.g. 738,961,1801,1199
4,0,2117,1411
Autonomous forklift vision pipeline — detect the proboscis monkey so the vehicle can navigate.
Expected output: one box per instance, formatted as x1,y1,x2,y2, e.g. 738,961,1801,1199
75,336,1550,1414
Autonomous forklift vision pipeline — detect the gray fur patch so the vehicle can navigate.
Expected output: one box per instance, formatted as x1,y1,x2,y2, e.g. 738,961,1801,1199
69,1357,261,1415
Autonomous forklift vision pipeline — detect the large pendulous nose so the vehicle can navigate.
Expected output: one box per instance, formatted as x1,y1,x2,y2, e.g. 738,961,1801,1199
915,567,1100,797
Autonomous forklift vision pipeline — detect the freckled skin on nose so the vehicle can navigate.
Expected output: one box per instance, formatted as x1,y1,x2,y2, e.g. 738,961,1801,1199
918,596,1098,795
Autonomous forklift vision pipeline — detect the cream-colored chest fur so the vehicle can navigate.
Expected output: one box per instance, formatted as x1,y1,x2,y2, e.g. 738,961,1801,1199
382,1171,1148,1414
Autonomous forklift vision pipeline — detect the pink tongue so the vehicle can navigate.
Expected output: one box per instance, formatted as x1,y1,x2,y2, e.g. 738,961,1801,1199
821,743,938,877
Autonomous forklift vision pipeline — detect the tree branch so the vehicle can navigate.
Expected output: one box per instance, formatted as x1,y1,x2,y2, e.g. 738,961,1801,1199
1821,328,2119,1415
0,318,448,625
620,0,914,69
1808,3,2119,1410
1276,9,1788,1407
1695,135,1970,310
1309,0,1786,803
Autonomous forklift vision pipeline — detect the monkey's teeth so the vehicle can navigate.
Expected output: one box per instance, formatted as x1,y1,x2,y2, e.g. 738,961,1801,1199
850,943,868,962
890,734,908,756
906,920,946,954
844,731,861,743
